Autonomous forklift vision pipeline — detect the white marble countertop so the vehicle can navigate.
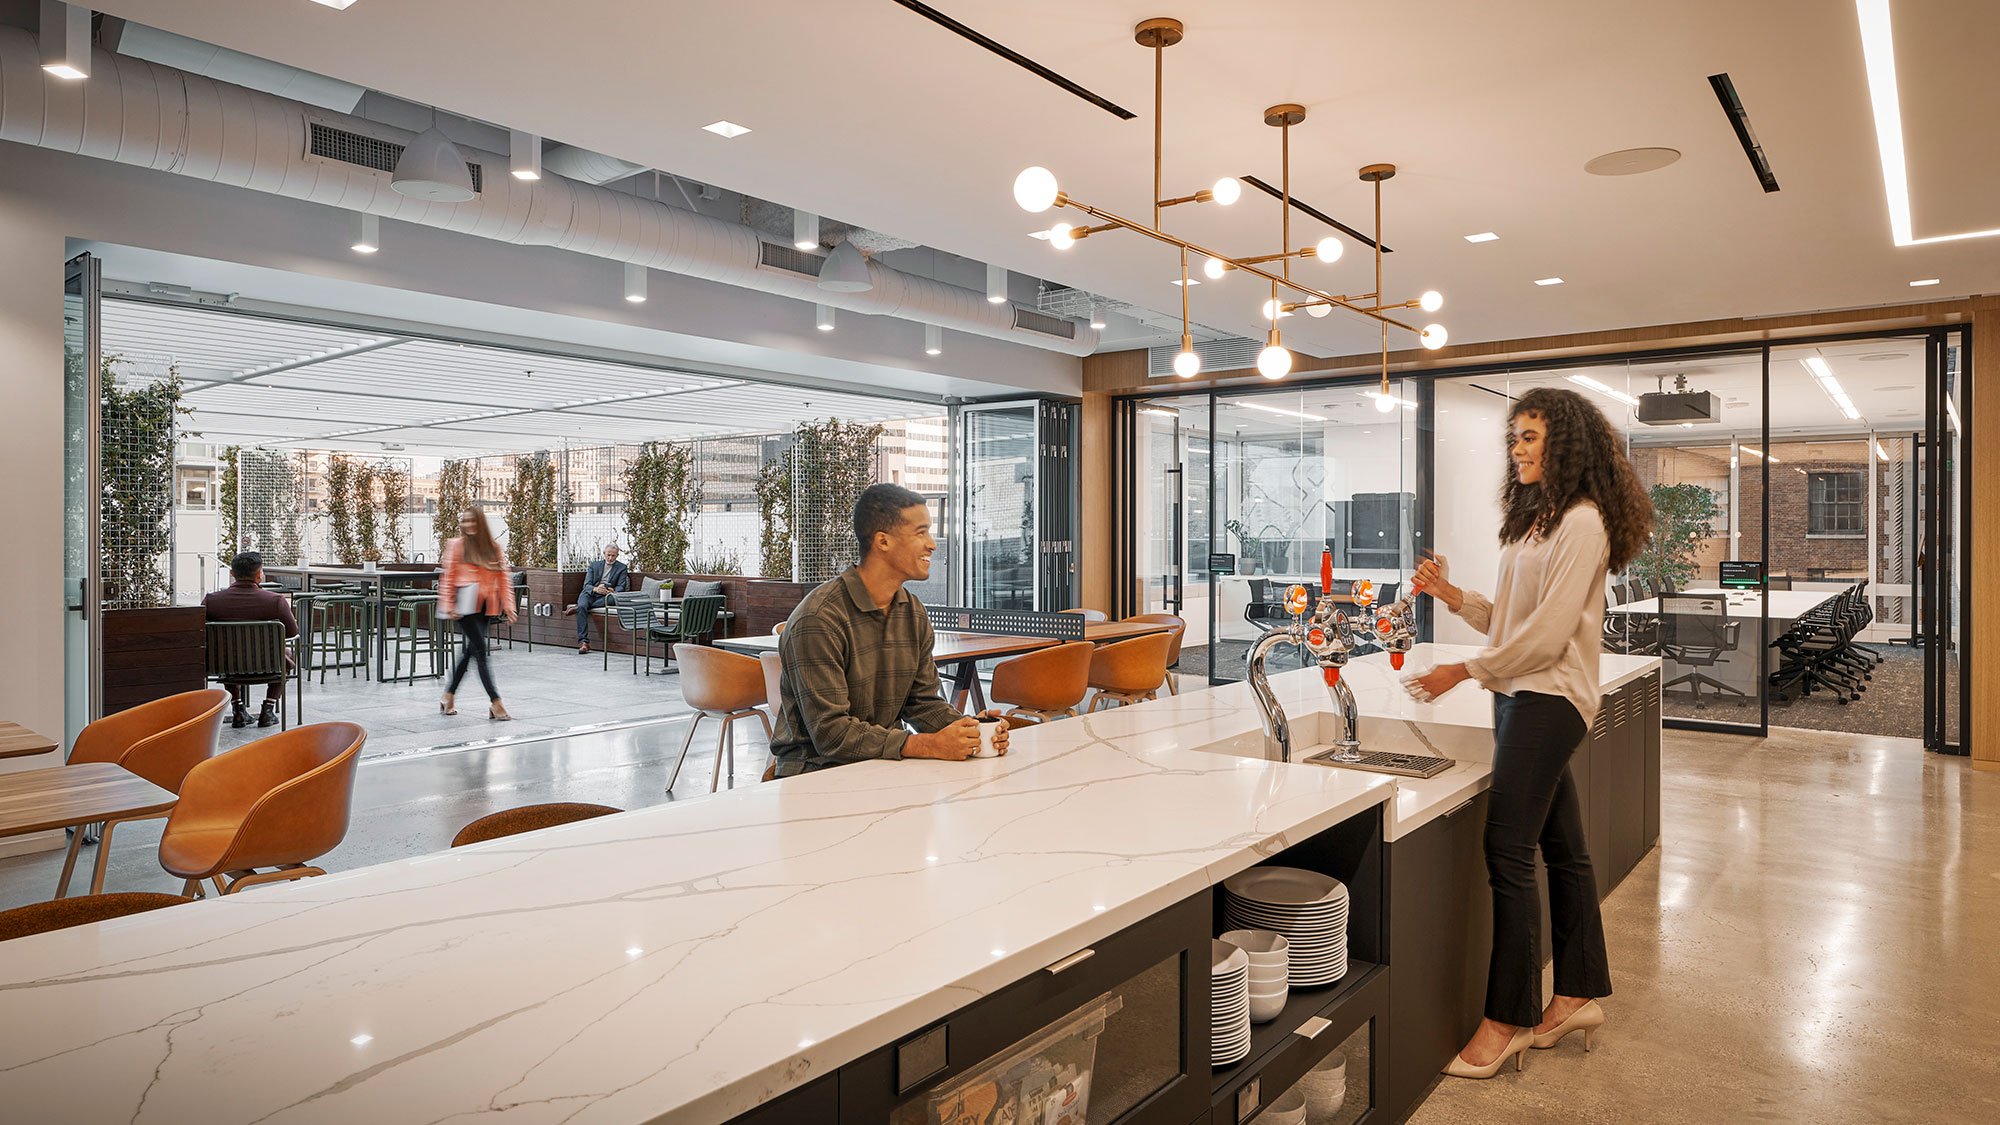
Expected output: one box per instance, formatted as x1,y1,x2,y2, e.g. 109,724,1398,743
0,711,1397,1125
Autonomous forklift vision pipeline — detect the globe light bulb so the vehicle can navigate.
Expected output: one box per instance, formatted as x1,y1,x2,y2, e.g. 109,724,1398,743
1305,303,1331,318
1315,236,1344,264
1013,166,1060,213
1374,392,1397,413
1203,256,1228,280
1262,298,1292,320
1211,177,1242,206
1174,349,1201,377
1420,323,1449,350
1419,289,1444,313
1257,344,1293,379
1049,222,1076,250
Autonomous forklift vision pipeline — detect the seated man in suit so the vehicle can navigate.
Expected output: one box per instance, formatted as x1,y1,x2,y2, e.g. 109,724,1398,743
562,543,630,654
201,551,299,727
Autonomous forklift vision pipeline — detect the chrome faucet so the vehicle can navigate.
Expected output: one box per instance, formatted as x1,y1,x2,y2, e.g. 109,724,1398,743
1247,558,1370,763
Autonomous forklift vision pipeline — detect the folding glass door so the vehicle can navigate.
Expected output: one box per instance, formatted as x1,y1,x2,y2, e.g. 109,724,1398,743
63,254,103,743
955,400,1078,611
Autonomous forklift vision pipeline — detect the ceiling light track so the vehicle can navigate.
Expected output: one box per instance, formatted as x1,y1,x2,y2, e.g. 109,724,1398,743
891,0,1138,120
1013,16,1447,380
1238,175,1389,252
1707,72,1780,193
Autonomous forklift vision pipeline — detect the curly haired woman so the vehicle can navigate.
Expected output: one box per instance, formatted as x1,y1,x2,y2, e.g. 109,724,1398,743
1409,386,1654,1078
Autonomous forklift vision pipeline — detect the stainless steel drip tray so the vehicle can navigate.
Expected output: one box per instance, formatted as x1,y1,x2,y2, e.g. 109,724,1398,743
1303,748,1454,778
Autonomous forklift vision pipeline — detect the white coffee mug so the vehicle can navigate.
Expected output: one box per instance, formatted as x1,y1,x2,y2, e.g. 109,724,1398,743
972,715,1003,757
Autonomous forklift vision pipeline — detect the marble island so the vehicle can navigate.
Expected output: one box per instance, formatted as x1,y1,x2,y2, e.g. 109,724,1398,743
0,646,1658,1125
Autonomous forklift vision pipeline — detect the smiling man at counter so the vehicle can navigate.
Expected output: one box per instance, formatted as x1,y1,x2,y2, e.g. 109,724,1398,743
769,483,1007,776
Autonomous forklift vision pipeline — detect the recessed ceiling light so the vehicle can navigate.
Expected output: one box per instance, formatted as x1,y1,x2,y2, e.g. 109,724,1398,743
311,0,360,8
702,120,751,139
349,1034,373,1046
1910,278,1939,286
1464,232,1499,243
1534,277,1564,286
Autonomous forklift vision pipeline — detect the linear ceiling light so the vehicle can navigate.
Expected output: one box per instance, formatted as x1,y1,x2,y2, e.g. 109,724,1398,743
924,324,942,355
351,212,379,254
1803,356,1860,420
1875,440,1890,462
1740,445,1781,464
1237,400,1325,422
815,304,835,331
1910,278,1939,286
985,263,1008,304
1534,277,1565,286
40,2,89,80
623,262,646,303
1858,0,2000,246
1565,373,1639,406
793,210,820,250
508,131,541,181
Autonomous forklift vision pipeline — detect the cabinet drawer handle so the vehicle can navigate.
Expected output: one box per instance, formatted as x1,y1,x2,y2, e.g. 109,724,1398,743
1442,798,1474,819
1044,948,1095,975
1296,1016,1332,1040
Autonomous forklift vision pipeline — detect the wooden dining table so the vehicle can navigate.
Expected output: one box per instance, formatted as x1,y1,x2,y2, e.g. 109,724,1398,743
0,762,178,899
0,720,58,760
716,620,1173,712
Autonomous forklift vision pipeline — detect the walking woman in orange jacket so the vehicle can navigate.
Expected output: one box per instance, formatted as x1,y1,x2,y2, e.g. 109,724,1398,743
439,507,516,720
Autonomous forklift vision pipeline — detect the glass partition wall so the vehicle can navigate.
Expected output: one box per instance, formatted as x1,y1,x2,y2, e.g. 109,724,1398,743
1122,328,1967,751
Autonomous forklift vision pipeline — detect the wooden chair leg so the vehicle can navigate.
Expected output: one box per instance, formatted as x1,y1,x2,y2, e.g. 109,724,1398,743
181,878,203,899
710,713,733,793
88,817,122,895
667,714,702,792
211,876,226,896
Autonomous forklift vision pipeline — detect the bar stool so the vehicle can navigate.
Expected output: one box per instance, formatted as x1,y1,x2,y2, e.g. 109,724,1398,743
311,593,370,682
989,641,1094,724
1121,614,1187,694
1085,633,1174,711
667,645,772,795
386,595,446,682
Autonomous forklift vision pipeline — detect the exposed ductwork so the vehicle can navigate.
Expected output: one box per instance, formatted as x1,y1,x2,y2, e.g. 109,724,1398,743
540,143,649,186
0,28,1098,357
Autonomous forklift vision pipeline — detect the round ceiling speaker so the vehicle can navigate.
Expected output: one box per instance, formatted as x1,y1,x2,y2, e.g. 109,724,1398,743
1583,147,1682,176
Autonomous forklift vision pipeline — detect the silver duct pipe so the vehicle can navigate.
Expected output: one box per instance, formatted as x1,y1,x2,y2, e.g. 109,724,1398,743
0,28,1097,357
540,143,648,185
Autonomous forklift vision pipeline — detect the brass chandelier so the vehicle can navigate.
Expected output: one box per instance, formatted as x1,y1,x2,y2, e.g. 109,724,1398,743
1013,16,1448,393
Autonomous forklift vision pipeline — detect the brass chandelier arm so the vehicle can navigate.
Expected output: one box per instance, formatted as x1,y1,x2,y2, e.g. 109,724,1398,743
1055,197,1422,334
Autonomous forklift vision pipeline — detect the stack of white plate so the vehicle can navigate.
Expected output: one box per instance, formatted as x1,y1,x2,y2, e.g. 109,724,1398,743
1222,867,1350,988
1211,938,1251,1066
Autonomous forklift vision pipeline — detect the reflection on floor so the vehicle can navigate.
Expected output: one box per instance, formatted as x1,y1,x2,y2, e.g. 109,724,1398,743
219,638,696,760
1409,725,1999,1125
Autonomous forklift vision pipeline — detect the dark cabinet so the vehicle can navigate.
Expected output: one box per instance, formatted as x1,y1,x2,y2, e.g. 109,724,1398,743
1382,792,1489,1124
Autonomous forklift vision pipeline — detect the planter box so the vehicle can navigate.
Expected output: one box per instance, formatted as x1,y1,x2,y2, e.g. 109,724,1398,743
102,607,208,714
509,570,814,653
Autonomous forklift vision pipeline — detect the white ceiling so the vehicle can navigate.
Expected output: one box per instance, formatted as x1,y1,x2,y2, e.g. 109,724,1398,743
87,0,2000,363
102,299,944,457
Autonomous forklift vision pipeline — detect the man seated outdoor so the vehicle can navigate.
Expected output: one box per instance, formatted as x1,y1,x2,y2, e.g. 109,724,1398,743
201,551,299,728
563,543,630,654
768,483,1008,776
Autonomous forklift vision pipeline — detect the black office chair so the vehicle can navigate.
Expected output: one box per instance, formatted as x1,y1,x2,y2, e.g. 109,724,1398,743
1658,595,1745,708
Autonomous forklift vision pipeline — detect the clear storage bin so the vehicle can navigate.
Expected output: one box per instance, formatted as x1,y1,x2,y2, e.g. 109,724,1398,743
917,991,1124,1125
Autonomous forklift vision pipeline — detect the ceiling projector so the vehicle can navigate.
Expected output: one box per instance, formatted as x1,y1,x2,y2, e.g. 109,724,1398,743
1636,389,1721,425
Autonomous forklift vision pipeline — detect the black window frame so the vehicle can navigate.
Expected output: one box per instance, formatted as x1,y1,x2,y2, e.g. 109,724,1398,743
1806,469,1865,537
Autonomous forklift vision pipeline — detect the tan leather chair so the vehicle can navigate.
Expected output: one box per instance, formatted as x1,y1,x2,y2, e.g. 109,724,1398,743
989,641,1094,724
1121,614,1188,694
158,722,366,897
1086,633,1175,711
670,646,772,795
1061,608,1109,623
56,688,229,898
452,803,621,847
0,892,188,941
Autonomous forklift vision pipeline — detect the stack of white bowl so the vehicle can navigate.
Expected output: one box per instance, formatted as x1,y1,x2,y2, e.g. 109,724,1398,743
1300,1050,1347,1119
1220,928,1289,1023
1261,1087,1307,1125
1211,939,1251,1066
1221,867,1350,988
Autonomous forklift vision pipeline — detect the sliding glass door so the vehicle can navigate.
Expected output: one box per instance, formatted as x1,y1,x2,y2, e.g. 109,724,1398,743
63,254,103,744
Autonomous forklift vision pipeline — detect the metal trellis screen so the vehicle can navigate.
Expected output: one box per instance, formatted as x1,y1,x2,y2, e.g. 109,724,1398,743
235,448,305,566
99,355,183,609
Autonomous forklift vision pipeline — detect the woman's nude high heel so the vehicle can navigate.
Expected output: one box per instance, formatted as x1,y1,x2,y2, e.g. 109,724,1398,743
1443,1027,1532,1079
1531,999,1604,1050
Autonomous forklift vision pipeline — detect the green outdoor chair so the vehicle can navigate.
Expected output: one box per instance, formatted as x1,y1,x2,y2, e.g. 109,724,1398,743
605,591,659,674
646,594,726,675
206,620,296,730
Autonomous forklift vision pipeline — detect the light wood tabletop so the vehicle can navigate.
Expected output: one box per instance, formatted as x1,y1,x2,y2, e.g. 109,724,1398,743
0,763,180,899
0,720,58,760
1083,620,1173,644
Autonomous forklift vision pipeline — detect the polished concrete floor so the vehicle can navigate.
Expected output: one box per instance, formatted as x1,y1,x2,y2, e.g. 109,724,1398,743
1408,726,2000,1125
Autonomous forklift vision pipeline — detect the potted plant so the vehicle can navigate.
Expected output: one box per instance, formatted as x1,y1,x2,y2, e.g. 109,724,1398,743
1635,483,1716,591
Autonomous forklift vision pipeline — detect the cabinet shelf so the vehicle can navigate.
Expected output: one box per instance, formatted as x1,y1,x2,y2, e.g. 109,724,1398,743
1210,960,1384,1094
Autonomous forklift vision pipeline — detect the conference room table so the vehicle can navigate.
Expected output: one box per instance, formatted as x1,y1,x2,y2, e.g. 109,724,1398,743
1605,584,1856,691
716,620,1172,712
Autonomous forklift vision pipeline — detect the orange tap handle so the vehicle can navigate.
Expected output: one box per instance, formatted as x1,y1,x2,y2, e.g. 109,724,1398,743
1390,652,1406,670
1320,548,1333,593
1323,666,1340,686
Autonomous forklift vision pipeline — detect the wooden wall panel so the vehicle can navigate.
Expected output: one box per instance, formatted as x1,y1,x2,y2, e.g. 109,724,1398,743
101,607,206,715
1078,391,1115,615
1974,307,1999,769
